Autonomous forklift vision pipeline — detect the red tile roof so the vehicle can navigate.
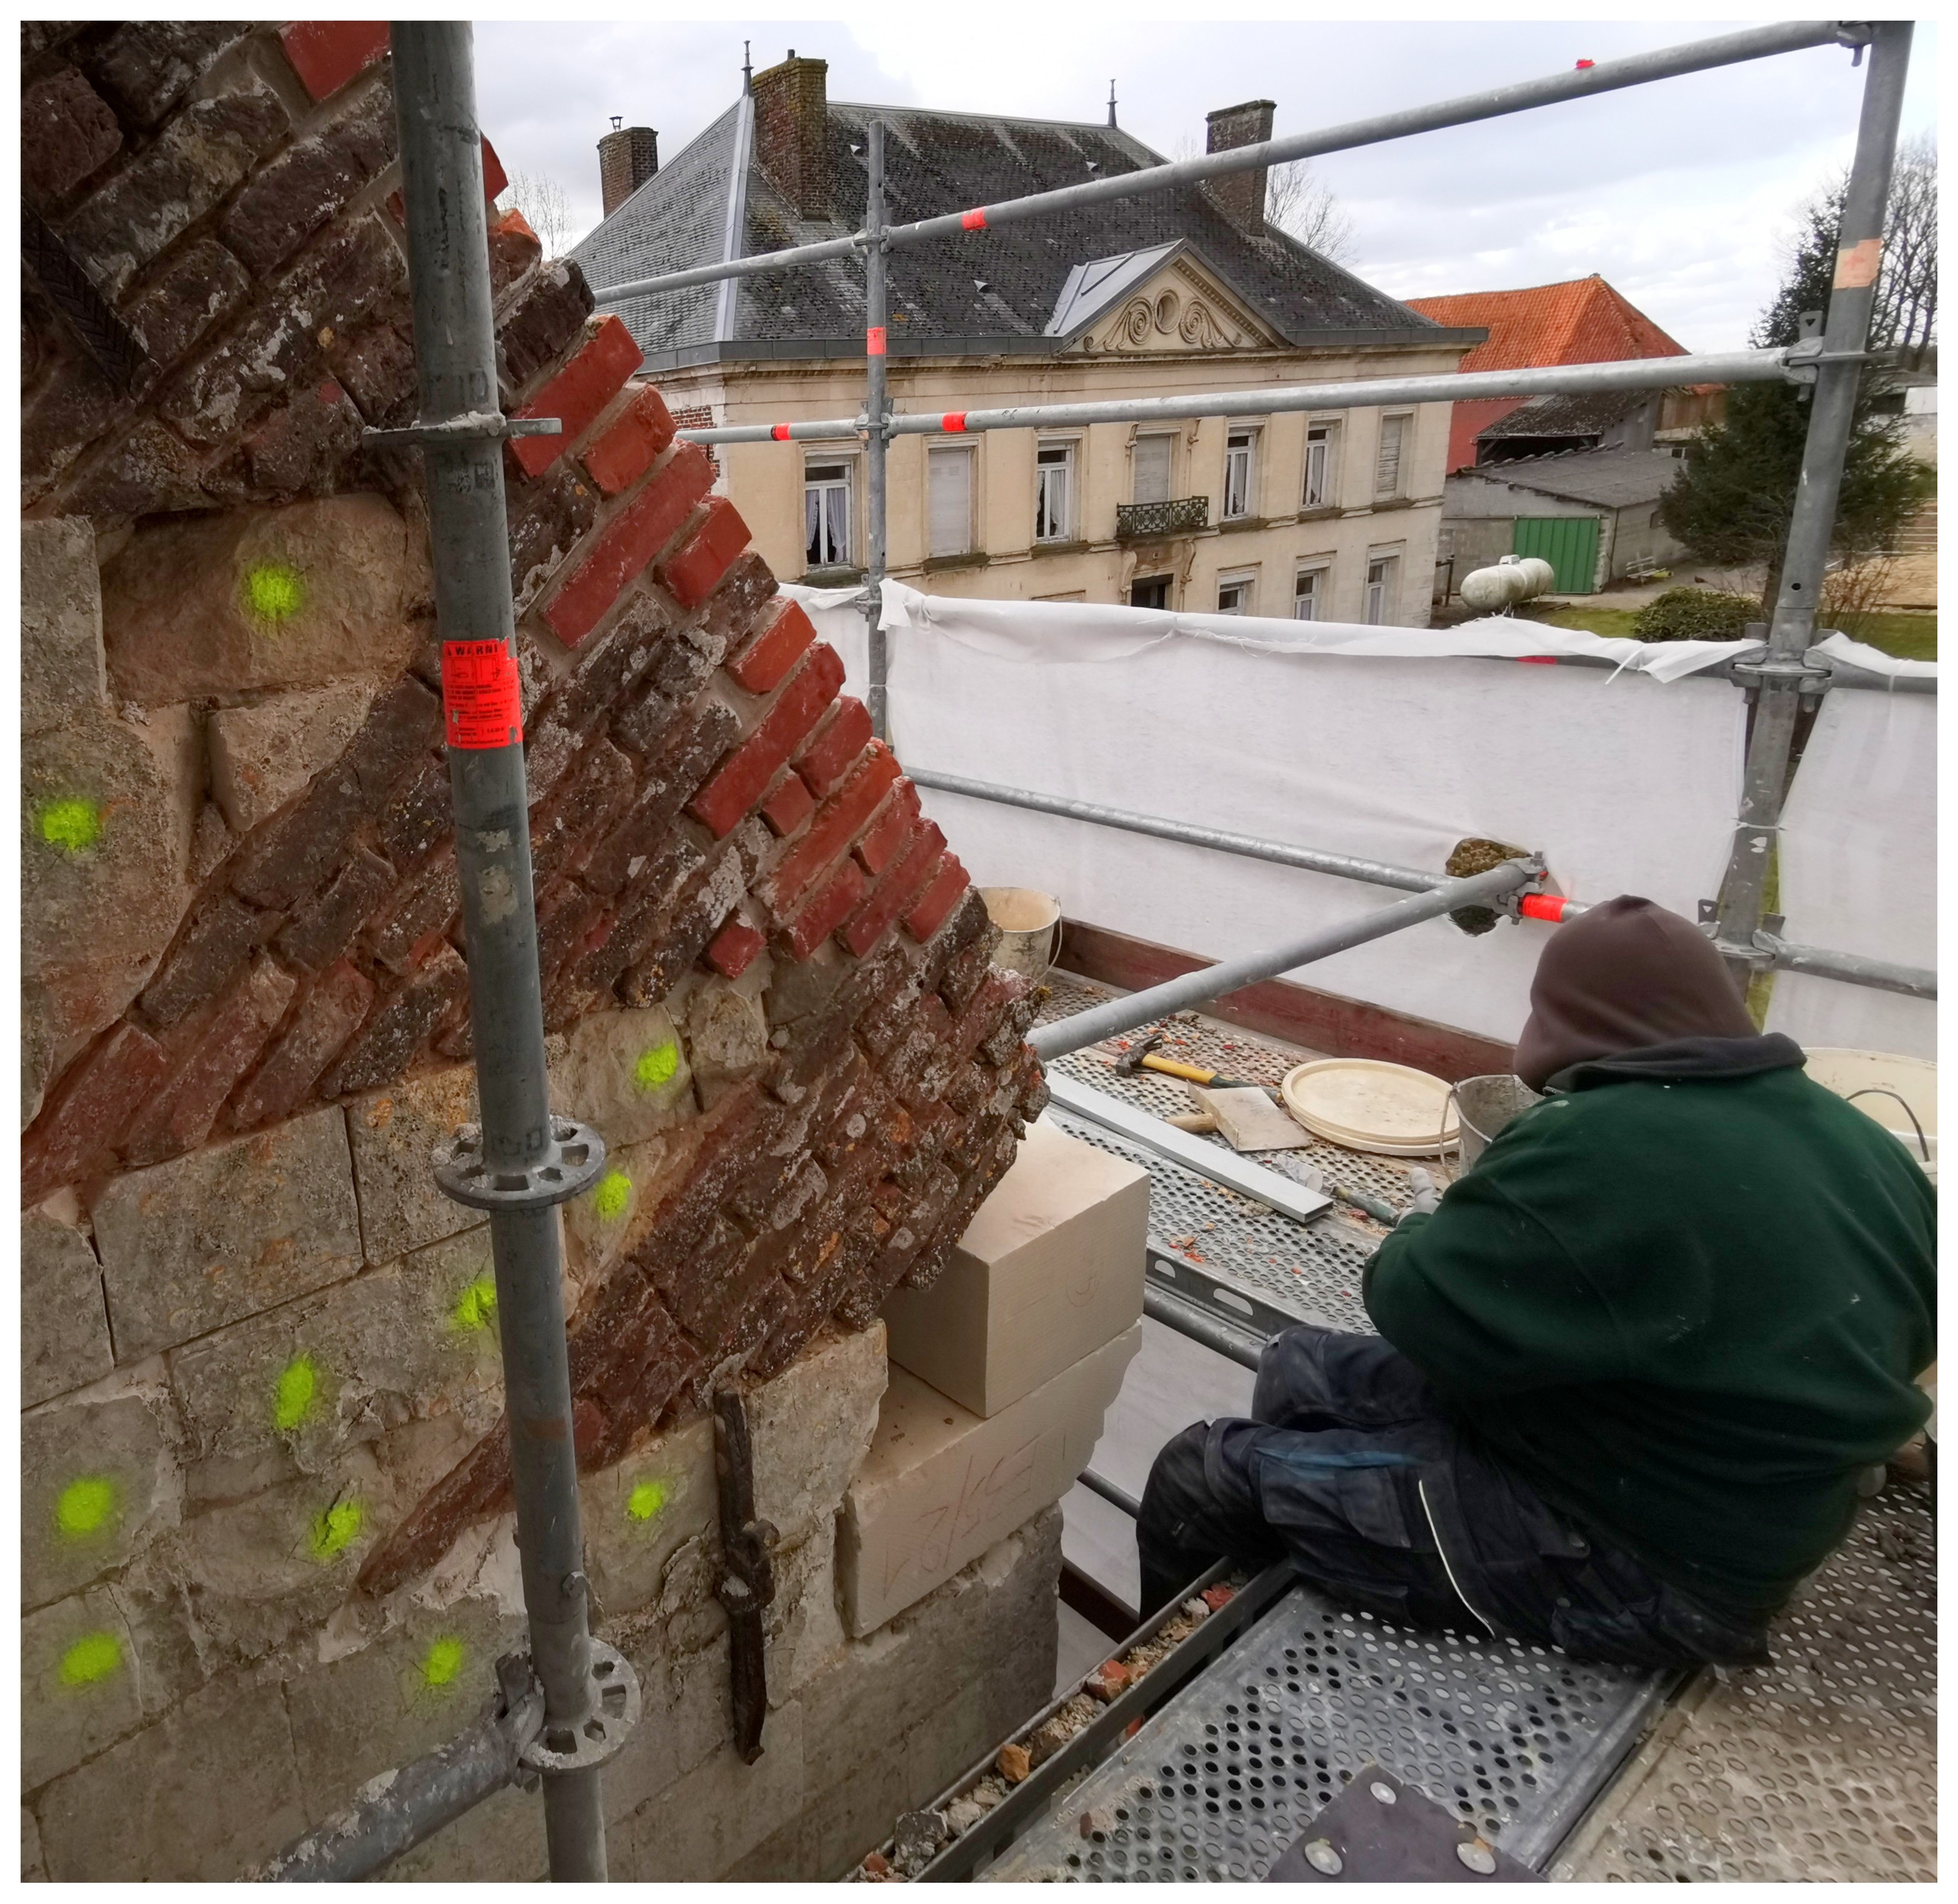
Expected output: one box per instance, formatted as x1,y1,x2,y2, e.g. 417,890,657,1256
1405,276,1689,470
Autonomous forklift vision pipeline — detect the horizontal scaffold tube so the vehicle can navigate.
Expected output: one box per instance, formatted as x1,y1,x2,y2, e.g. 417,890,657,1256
590,21,1854,304
675,347,1792,445
1029,862,1536,1061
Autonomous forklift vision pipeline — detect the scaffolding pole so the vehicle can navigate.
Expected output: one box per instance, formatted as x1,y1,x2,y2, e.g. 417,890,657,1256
587,21,1856,304
863,119,891,741
1709,20,1914,987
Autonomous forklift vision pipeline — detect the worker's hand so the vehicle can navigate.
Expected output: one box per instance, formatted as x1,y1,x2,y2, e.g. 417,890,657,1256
1398,1167,1441,1225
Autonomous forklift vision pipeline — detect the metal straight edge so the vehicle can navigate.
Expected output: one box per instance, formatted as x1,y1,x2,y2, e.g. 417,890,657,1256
1711,22,1914,983
863,118,891,741
914,1560,1300,1882
671,346,1794,446
590,21,1852,302
388,22,610,1883
1046,1074,1333,1222
1030,860,1536,1059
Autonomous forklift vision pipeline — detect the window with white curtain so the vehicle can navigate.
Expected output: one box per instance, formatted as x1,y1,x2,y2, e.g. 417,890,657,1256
927,445,974,557
1223,429,1257,519
1374,414,1409,500
1036,441,1075,541
1132,433,1174,504
804,460,853,568
1365,553,1399,624
1293,564,1328,620
1303,420,1338,508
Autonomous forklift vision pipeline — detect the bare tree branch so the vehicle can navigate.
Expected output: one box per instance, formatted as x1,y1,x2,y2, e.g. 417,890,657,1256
1265,159,1357,263
498,172,573,260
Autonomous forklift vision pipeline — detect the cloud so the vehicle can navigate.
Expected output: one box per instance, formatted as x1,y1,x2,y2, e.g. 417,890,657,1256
473,17,1936,351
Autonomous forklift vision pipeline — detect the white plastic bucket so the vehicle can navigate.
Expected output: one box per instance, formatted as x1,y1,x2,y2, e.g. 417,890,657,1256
981,888,1061,983
1448,1074,1543,1170
1803,1048,1937,1178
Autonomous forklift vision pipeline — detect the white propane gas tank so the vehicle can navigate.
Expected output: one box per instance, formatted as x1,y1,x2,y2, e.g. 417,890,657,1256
1460,555,1556,612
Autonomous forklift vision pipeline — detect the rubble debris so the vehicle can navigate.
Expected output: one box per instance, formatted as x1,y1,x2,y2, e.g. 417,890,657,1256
996,1741,1031,1783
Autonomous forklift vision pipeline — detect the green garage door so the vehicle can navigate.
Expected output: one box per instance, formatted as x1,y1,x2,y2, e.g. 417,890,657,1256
1513,515,1600,593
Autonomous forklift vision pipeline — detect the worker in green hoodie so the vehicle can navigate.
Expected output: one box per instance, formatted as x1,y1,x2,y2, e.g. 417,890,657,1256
1136,896,1934,1665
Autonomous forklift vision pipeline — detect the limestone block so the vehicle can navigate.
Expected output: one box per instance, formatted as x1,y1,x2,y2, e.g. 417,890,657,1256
207,682,372,833
686,976,770,1104
345,1068,482,1262
22,1389,175,1612
22,703,196,988
105,1557,207,1720
746,1321,888,1543
280,1595,527,1823
89,1104,363,1361
601,1624,744,1825
562,1133,671,1289
22,1211,113,1407
22,517,107,736
31,1670,306,1882
764,1515,846,1707
23,1805,46,1882
841,1328,1139,1635
99,495,422,702
21,1588,143,1793
548,1003,694,1146
614,1697,807,1881
882,1118,1148,1417
583,1411,716,1627
167,1227,503,1500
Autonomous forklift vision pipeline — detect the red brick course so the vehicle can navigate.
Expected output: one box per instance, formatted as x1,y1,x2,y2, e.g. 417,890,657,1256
279,21,390,101
658,496,751,607
793,695,874,799
688,644,846,839
726,598,816,695
768,741,902,915
705,918,766,979
542,442,713,646
511,314,643,477
854,779,922,878
760,770,816,838
905,856,972,943
581,386,676,495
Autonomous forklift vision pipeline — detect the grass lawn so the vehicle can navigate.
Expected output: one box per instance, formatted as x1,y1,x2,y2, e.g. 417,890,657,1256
1525,605,1936,661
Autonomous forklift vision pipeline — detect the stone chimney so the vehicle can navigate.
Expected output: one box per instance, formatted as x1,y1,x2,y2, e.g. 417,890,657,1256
598,118,659,217
753,51,830,217
1204,98,1275,232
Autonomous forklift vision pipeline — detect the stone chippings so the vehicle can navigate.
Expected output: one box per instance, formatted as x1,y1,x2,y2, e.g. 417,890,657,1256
20,25,1047,1882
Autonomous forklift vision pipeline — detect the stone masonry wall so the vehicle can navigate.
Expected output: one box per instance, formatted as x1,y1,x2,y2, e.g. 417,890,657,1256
22,22,1048,1878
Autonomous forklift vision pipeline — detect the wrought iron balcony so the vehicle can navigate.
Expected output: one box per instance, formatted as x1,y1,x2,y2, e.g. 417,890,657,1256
1116,495,1209,542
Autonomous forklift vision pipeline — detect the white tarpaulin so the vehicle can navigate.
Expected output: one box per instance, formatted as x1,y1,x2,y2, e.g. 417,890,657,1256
780,583,1931,1051
1766,688,1937,1059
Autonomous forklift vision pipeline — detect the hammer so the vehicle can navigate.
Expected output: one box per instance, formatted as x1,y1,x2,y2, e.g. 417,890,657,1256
1113,1032,1267,1094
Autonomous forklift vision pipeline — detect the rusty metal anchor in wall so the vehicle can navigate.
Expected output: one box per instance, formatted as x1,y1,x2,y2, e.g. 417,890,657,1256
713,1387,777,1763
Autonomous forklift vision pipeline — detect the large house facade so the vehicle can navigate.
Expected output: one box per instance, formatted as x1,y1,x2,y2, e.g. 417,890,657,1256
572,57,1483,626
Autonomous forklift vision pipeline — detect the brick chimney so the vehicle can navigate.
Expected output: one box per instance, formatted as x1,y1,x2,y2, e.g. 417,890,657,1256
598,118,659,217
753,51,830,217
1204,98,1275,232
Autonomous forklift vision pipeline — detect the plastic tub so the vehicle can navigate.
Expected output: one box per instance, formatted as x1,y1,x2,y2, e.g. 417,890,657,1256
1280,1059,1458,1157
980,888,1061,983
1802,1048,1937,1178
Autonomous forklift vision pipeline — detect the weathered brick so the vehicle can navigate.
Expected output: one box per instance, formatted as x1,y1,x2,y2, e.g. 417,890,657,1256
548,588,676,735
90,1104,362,1359
161,214,404,446
532,737,635,885
21,352,131,501
543,442,714,646
279,19,390,101
87,21,251,126
727,597,817,695
497,261,596,391
240,375,365,495
365,853,459,973
692,551,778,665
853,778,922,878
62,81,288,297
230,959,373,1129
344,675,444,801
904,856,971,944
21,67,121,207
376,755,452,868
508,460,599,608
620,846,747,1006
62,417,212,517
582,386,677,496
23,1212,114,1408
705,918,766,981
581,704,737,896
208,683,372,835
21,1023,169,1203
511,314,644,477
126,956,297,1165
658,497,751,608
123,237,252,370
137,891,270,1028
689,645,846,840
276,847,397,969
761,770,816,838
783,857,868,963
225,766,367,913
221,77,396,275
320,940,469,1096
324,317,417,426
480,136,510,202
842,826,944,960
766,739,901,914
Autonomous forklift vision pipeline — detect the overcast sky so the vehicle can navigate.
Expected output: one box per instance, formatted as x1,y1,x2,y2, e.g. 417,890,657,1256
474,16,1937,353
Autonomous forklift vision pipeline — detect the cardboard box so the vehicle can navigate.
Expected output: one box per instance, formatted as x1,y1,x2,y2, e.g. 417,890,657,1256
881,1116,1148,1417
839,1324,1141,1636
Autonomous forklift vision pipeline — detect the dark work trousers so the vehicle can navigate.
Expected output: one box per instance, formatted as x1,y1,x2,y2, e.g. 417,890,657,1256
1136,1324,1773,1670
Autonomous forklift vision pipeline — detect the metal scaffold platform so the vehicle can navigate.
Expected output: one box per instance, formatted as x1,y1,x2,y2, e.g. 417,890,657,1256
1016,976,1937,1884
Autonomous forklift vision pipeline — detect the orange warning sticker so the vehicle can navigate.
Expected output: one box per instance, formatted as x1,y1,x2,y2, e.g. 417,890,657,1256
1834,237,1882,290
443,639,523,750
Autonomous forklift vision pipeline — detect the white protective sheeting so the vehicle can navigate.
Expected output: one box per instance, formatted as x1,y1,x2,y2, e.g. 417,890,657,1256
1766,689,1937,1060
785,585,1744,1045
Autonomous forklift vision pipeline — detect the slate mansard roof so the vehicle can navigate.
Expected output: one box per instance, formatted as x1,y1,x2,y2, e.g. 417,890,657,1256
571,96,1482,371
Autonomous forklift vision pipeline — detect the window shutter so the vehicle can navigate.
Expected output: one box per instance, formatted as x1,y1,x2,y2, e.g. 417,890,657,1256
1132,435,1172,505
929,448,972,557
1375,416,1406,496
